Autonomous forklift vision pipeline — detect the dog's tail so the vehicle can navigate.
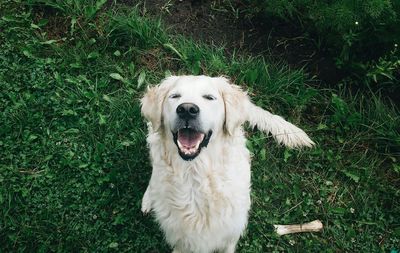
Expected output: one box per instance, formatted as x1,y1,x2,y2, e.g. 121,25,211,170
246,101,315,148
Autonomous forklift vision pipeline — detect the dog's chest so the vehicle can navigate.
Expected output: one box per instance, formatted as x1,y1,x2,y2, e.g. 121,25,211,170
152,162,250,233
163,167,228,215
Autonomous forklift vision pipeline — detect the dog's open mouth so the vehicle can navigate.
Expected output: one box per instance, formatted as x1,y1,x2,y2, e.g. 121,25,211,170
173,128,212,161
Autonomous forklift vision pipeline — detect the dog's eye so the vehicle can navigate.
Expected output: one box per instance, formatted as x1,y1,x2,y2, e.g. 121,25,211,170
203,95,216,101
169,94,181,99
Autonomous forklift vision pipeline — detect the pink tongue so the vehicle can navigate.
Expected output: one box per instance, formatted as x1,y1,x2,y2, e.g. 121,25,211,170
178,129,202,147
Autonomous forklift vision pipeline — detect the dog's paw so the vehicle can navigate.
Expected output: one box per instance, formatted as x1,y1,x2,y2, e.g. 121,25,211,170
141,190,152,214
141,202,151,214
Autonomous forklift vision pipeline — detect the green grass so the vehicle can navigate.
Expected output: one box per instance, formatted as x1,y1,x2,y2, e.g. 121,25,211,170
1,1,399,252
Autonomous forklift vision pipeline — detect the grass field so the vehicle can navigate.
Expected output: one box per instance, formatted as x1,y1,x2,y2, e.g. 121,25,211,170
1,1,399,252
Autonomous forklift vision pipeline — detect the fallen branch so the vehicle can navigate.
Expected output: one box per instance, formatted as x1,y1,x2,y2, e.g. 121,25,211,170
274,220,323,236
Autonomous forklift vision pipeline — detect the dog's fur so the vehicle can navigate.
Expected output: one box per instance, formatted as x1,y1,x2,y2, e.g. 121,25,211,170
141,75,314,253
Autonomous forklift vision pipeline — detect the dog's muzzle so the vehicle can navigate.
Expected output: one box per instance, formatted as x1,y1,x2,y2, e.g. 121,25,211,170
172,103,212,160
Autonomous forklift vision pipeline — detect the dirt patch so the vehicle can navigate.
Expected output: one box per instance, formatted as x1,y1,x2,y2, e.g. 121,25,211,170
31,6,71,41
143,0,247,50
137,0,343,85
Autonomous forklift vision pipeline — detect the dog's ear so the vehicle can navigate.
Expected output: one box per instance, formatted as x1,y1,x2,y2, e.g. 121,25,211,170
141,76,178,132
216,77,250,135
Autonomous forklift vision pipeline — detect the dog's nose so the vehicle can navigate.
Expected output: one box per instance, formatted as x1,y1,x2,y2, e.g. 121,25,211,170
176,103,199,120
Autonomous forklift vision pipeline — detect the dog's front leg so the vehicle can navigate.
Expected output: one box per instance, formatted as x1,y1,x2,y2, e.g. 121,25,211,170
222,243,236,253
142,157,156,214
221,237,239,253
246,101,315,148
141,185,152,214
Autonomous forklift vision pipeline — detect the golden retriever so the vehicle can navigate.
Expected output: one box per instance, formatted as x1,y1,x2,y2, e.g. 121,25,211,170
140,75,314,253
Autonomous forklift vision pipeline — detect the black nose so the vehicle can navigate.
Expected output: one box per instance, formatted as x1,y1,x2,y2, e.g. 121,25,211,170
176,103,200,120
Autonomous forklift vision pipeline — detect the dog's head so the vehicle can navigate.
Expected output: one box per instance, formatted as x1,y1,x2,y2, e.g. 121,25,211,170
141,75,246,161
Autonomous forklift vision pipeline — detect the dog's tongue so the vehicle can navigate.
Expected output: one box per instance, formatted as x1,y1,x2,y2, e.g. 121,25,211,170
178,129,203,148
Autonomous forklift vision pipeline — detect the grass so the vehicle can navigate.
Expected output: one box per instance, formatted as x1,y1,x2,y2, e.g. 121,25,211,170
0,1,399,252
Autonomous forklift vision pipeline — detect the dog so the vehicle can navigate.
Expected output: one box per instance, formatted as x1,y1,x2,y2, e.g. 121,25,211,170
140,75,314,253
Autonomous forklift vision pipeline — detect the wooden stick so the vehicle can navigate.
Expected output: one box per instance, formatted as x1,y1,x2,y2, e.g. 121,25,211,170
274,220,323,236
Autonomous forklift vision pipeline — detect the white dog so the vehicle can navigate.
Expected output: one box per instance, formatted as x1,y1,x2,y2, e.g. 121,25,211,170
140,75,314,253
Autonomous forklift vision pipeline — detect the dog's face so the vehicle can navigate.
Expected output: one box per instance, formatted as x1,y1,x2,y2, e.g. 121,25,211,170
163,77,225,160
141,76,245,161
